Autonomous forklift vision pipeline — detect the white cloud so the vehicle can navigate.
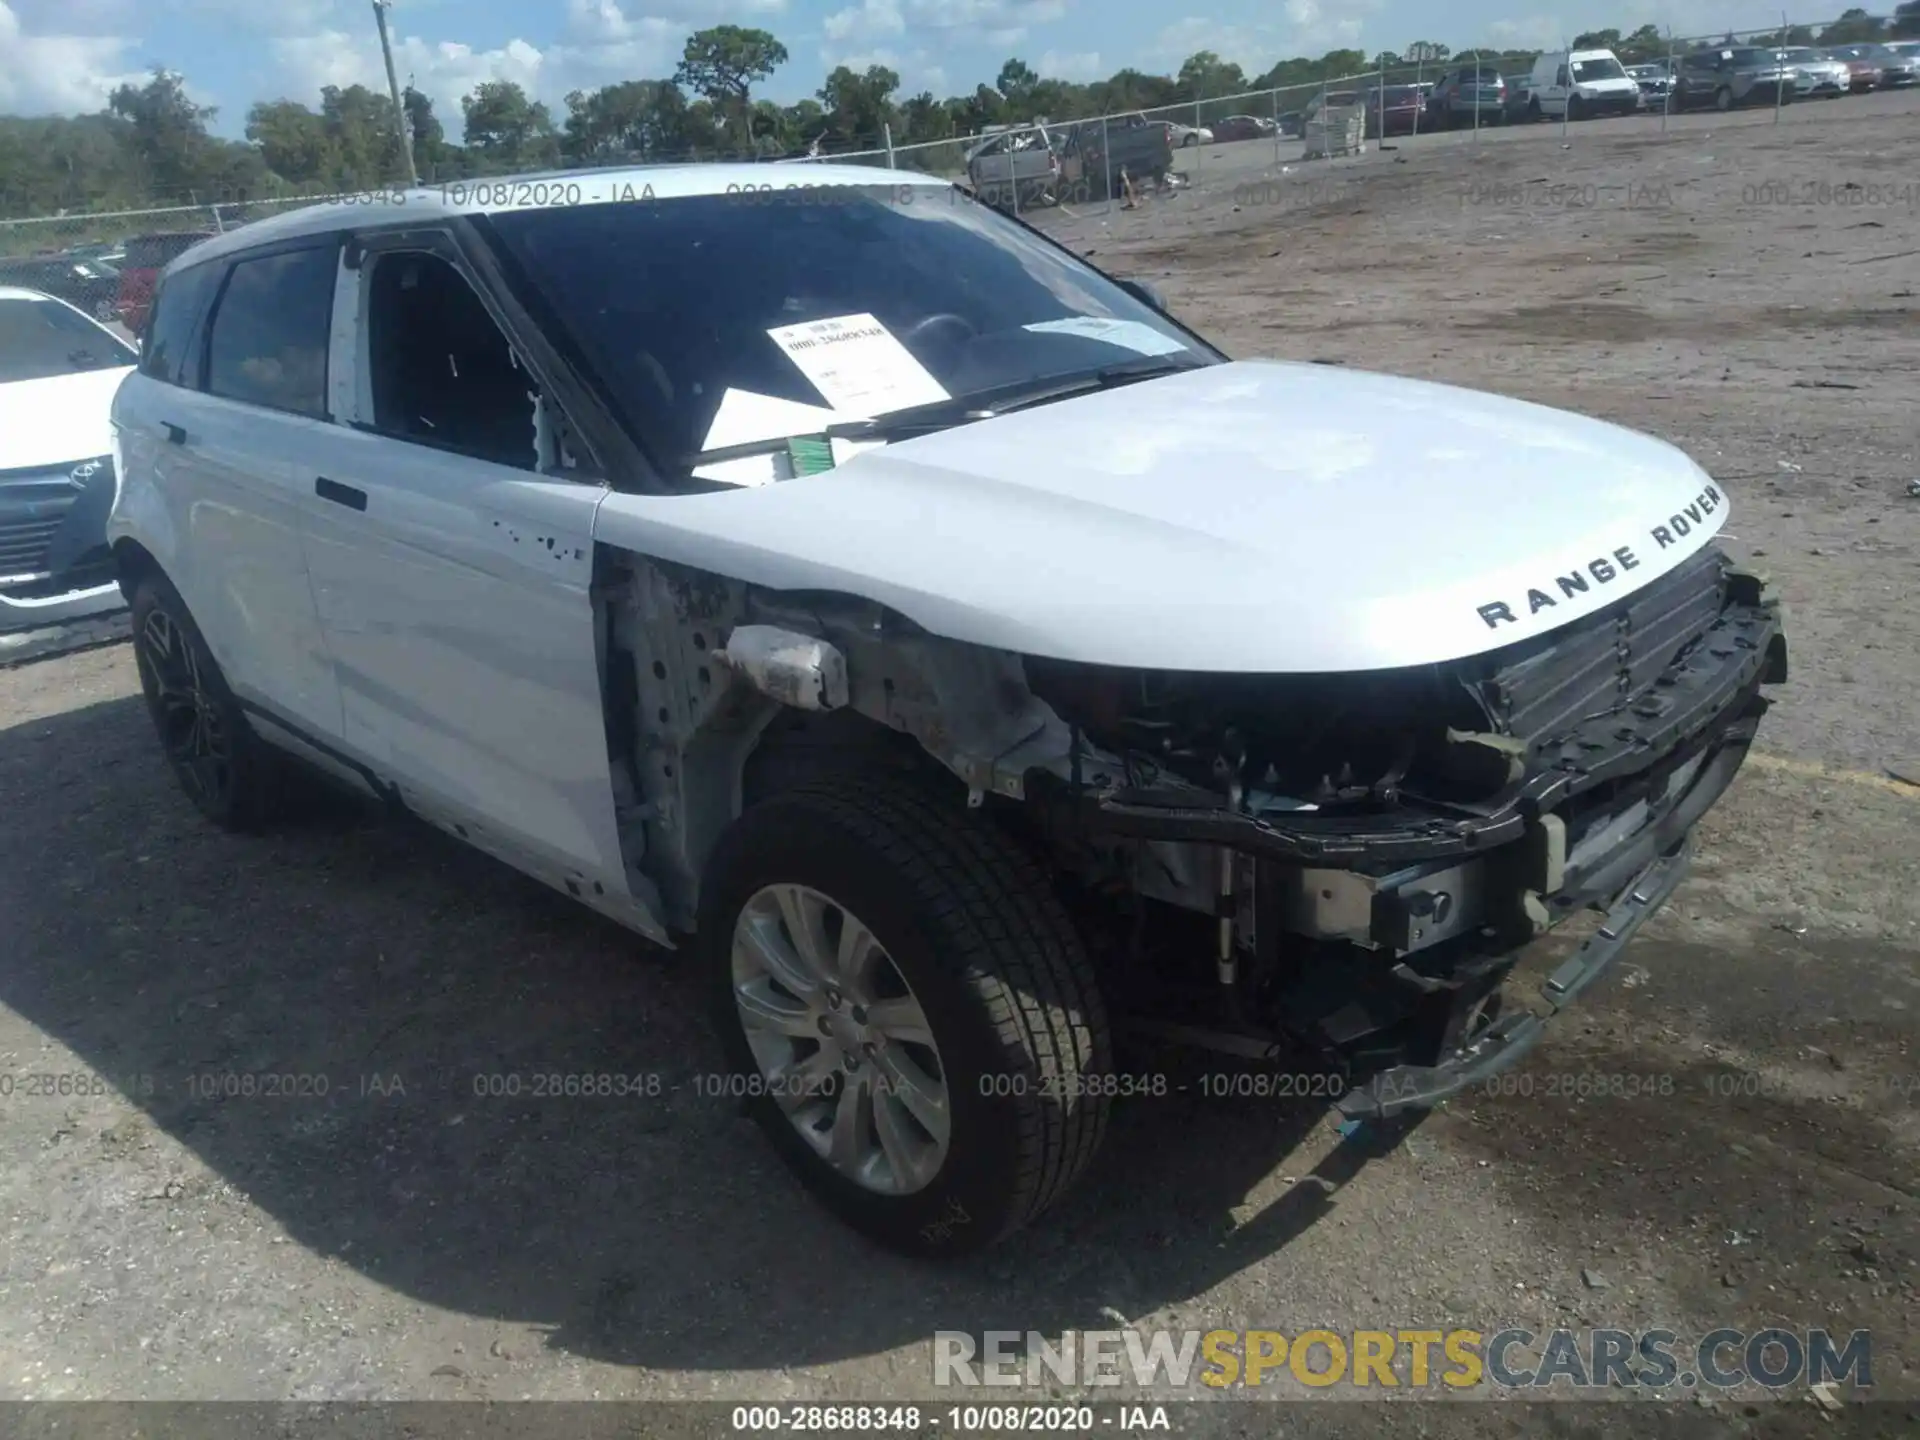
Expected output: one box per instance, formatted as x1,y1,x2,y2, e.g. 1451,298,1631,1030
270,27,553,118
167,0,340,34
823,0,903,44
905,0,1067,27
570,0,786,37
1036,48,1101,80
1488,16,1572,50
0,1,144,113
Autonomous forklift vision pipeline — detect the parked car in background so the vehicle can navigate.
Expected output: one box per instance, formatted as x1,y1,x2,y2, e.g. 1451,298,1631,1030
1625,63,1675,105
1207,114,1275,143
1275,110,1304,136
1528,48,1641,118
1829,41,1920,86
0,254,120,323
1503,72,1536,120
1357,83,1428,137
1165,120,1213,147
1775,46,1848,98
0,286,136,631
1428,64,1509,126
1671,47,1798,111
1820,46,1884,91
105,164,1785,1256
115,231,216,336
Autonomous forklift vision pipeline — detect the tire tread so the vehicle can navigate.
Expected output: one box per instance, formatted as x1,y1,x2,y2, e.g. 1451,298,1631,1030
744,776,1112,1241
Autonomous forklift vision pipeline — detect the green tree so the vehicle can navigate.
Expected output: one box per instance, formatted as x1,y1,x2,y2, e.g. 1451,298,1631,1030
1571,28,1622,50
996,57,1039,109
818,64,900,146
245,99,334,187
1090,68,1178,111
1177,50,1248,100
1820,8,1886,43
320,84,400,186
461,80,559,171
1896,1,1920,38
562,80,689,163
674,25,788,141
107,69,220,200
897,91,952,143
1616,25,1666,63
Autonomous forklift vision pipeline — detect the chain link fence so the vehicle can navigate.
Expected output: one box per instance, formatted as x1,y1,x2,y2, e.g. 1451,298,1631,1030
1,15,1911,274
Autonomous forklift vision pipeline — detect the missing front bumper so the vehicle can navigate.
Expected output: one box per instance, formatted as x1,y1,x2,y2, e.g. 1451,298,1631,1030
1335,837,1694,1119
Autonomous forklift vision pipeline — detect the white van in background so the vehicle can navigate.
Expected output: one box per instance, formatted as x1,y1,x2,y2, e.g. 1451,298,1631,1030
1528,48,1642,119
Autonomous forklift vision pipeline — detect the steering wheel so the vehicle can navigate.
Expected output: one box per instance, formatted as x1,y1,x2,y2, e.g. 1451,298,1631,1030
900,312,978,349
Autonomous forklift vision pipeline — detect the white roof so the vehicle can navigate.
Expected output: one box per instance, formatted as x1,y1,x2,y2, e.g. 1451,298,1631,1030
0,285,65,302
176,162,957,275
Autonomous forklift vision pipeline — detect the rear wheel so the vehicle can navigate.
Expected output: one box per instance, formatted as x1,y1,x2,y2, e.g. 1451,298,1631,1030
129,574,289,831
700,777,1112,1256
1527,96,1542,121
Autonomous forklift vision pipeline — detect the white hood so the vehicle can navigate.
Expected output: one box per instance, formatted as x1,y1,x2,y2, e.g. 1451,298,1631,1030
0,368,131,470
592,358,1731,673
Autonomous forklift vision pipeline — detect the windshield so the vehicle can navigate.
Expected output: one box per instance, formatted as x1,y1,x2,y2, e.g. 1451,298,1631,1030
1570,57,1627,81
1776,48,1818,62
0,295,135,383
484,184,1215,476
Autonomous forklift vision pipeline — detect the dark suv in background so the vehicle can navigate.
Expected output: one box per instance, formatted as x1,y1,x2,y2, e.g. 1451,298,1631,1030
1672,47,1798,110
1427,65,1509,126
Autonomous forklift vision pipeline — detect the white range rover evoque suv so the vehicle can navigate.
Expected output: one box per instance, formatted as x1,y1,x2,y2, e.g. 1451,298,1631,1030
108,165,1786,1255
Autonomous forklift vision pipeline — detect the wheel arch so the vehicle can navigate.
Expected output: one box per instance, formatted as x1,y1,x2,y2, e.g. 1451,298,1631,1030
597,547,1069,934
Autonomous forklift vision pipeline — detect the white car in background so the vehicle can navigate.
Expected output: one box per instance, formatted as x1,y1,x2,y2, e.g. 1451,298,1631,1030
0,286,137,632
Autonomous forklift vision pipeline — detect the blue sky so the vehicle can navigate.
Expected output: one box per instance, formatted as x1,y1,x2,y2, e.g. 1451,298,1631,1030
0,0,1851,134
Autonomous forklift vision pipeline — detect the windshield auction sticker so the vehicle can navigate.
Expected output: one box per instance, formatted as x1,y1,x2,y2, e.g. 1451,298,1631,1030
766,313,950,415
1023,317,1189,356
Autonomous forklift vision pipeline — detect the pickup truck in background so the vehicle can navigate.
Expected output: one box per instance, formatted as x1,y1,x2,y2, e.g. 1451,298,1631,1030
964,125,1063,209
965,114,1175,208
1058,114,1175,199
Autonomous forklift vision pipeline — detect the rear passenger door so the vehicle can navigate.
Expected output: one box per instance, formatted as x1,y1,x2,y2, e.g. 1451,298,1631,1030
113,240,346,742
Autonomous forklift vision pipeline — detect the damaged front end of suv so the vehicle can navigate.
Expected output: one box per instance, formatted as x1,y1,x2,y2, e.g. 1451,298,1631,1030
609,532,1784,1118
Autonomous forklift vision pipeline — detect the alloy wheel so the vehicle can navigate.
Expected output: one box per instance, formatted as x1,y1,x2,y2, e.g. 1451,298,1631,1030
135,607,232,808
730,883,950,1195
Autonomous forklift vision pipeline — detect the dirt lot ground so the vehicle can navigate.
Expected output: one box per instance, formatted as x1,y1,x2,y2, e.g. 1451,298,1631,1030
1,94,1916,1432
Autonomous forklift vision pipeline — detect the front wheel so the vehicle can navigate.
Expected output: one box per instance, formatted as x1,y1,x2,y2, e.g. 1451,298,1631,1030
1715,86,1734,111
1567,94,1586,121
700,778,1113,1256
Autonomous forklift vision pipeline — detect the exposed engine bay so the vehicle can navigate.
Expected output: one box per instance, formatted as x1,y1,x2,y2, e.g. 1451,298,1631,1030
600,543,1787,1113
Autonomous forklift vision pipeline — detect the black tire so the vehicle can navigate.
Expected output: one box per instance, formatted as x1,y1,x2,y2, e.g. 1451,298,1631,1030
1567,94,1585,121
129,572,289,832
1715,86,1734,112
1527,96,1542,121
699,777,1113,1256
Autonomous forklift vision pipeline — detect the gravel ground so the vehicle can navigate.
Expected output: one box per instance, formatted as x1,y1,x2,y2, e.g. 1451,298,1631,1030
0,93,1915,1432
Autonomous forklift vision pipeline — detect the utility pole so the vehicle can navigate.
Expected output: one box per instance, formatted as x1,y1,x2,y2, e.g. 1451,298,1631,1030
372,0,418,186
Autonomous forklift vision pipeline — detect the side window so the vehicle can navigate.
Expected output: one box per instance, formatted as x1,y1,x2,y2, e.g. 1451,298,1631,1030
139,262,222,388
363,251,538,472
204,245,337,418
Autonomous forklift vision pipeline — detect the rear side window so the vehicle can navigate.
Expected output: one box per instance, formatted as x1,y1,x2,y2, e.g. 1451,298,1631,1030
139,262,222,387
204,245,338,418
